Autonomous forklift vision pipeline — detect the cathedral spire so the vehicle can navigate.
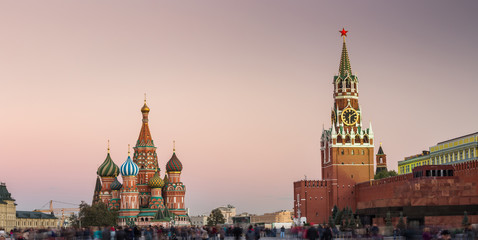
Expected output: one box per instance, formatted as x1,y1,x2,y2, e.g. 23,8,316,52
338,28,352,77
136,97,154,147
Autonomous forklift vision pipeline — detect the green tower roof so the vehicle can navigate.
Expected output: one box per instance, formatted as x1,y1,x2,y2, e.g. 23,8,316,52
338,30,352,77
377,145,385,155
0,183,15,203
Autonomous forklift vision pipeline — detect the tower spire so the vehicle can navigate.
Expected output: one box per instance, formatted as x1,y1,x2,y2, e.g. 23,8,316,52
338,28,352,77
107,140,110,153
137,98,154,147
173,140,176,153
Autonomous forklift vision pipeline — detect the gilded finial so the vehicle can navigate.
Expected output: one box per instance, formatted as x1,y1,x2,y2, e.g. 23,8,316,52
128,144,130,156
141,94,150,113
173,140,176,152
380,142,382,146
107,140,110,153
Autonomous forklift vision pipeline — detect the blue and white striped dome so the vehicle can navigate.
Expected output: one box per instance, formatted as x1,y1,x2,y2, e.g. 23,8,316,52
120,156,139,176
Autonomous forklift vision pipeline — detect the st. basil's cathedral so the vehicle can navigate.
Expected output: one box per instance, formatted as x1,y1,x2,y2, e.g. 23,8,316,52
93,100,189,227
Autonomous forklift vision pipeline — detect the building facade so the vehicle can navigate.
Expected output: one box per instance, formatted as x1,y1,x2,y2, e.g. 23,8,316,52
250,210,293,224
216,205,236,225
0,183,58,232
190,215,208,227
399,132,478,174
94,100,189,227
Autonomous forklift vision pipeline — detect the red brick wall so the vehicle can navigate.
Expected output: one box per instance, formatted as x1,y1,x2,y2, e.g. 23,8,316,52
356,171,478,209
293,180,331,224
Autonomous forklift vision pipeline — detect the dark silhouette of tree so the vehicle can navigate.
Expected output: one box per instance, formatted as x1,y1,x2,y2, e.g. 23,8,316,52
374,170,398,180
78,201,118,227
385,211,392,226
207,208,225,226
462,211,469,227
396,212,406,231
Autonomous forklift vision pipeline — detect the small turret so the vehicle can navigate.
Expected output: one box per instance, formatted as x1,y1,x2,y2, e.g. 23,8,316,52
375,143,388,174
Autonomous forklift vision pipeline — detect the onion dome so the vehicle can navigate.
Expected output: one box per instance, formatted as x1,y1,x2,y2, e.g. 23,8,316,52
110,177,123,190
141,95,150,113
97,145,119,177
148,170,165,188
166,152,183,172
120,146,139,176
141,103,150,113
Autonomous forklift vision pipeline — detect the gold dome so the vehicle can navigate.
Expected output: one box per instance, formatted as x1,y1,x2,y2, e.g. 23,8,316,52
141,103,150,113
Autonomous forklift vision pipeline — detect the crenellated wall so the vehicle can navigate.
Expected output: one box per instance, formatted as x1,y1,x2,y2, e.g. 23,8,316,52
293,180,332,224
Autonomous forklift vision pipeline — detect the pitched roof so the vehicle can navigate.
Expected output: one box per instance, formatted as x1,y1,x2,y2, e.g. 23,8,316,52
377,145,385,155
338,39,352,77
16,211,57,219
0,183,15,203
153,207,175,222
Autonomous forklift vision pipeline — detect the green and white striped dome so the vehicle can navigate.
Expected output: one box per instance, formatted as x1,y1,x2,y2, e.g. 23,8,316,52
97,152,119,177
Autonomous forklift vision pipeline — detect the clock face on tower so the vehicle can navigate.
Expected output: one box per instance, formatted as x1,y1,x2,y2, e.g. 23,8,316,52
341,108,358,126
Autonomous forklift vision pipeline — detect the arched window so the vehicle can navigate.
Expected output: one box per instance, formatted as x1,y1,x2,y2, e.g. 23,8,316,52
337,135,343,144
363,136,369,143
345,135,351,143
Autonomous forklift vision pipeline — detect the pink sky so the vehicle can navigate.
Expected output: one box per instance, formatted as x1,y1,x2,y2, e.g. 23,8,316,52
1,1,477,215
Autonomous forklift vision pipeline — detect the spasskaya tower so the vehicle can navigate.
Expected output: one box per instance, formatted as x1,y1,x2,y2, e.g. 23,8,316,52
320,28,375,210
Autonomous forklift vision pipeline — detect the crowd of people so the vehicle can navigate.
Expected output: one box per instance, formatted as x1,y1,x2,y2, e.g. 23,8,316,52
0,225,277,240
0,223,476,240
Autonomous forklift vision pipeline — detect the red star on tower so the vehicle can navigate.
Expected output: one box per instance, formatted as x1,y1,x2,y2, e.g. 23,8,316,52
340,28,348,37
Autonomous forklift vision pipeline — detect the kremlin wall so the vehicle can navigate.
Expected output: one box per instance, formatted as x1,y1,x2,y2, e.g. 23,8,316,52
293,29,478,228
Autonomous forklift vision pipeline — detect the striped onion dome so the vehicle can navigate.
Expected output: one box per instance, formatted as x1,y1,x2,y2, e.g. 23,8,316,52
120,155,139,176
166,152,183,172
148,170,164,188
97,152,119,177
110,177,123,190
